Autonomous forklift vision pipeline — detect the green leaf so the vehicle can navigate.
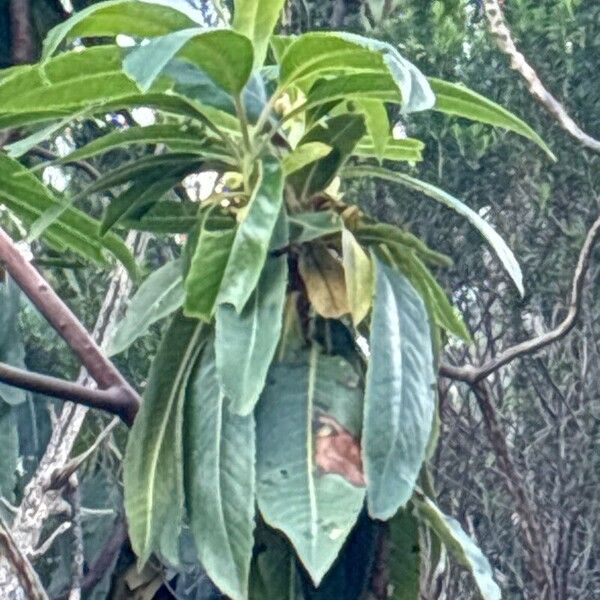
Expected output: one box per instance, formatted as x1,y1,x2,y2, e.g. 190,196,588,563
249,525,298,600
388,248,470,342
429,78,555,160
356,222,452,268
233,0,286,68
217,157,284,312
184,341,255,600
414,492,501,600
0,47,140,114
363,256,435,520
256,343,365,585
307,73,400,108
356,99,389,161
0,403,18,502
354,137,424,162
107,260,185,356
100,161,199,234
0,155,138,277
124,313,206,566
0,278,27,406
184,212,236,321
124,28,253,95
282,142,332,175
121,200,198,234
42,0,199,59
389,509,420,600
345,166,524,296
342,229,373,326
280,32,434,113
216,253,287,415
288,113,365,199
288,211,343,245
57,124,214,164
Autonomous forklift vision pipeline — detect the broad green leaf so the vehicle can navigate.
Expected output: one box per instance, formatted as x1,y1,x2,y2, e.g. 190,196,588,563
0,403,18,502
100,161,199,234
282,142,332,175
83,153,202,196
42,0,199,58
345,167,524,296
0,47,140,114
356,222,452,268
342,230,373,326
0,155,137,277
256,343,365,585
107,260,185,356
389,509,420,600
0,278,27,406
280,32,434,113
124,28,253,95
233,0,286,68
249,525,298,600
217,157,284,312
354,137,424,162
430,78,555,159
121,200,198,234
184,212,236,321
307,73,399,108
363,256,435,520
414,492,501,600
184,341,255,600
288,113,365,199
124,313,205,566
216,253,288,415
356,100,389,161
299,243,349,319
58,124,217,164
387,247,470,341
288,211,343,246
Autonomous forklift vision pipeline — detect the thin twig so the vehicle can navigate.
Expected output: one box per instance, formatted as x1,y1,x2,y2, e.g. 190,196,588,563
482,0,600,153
29,522,72,560
441,214,600,383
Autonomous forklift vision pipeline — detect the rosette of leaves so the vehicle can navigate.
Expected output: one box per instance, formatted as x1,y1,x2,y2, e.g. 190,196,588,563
0,0,554,597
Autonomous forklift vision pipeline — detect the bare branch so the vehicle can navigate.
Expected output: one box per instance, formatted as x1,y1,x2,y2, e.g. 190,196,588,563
0,227,140,423
8,0,35,65
482,0,600,153
441,213,600,383
0,362,137,425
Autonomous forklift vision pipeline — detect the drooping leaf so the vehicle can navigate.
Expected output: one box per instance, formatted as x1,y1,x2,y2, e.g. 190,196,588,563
124,313,206,566
288,211,343,246
184,341,255,600
345,166,524,296
107,260,185,356
0,278,27,406
0,403,18,502
356,99,389,161
429,78,555,159
363,256,435,520
184,211,236,321
217,157,284,312
249,525,298,600
354,137,424,162
414,492,502,600
280,32,434,113
256,342,365,585
288,113,365,199
0,155,138,277
216,251,288,415
42,0,199,58
341,229,373,326
124,28,253,95
282,142,332,175
233,0,287,68
389,509,421,600
299,243,349,319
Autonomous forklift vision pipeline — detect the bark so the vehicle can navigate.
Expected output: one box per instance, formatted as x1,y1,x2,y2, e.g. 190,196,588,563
8,0,36,65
